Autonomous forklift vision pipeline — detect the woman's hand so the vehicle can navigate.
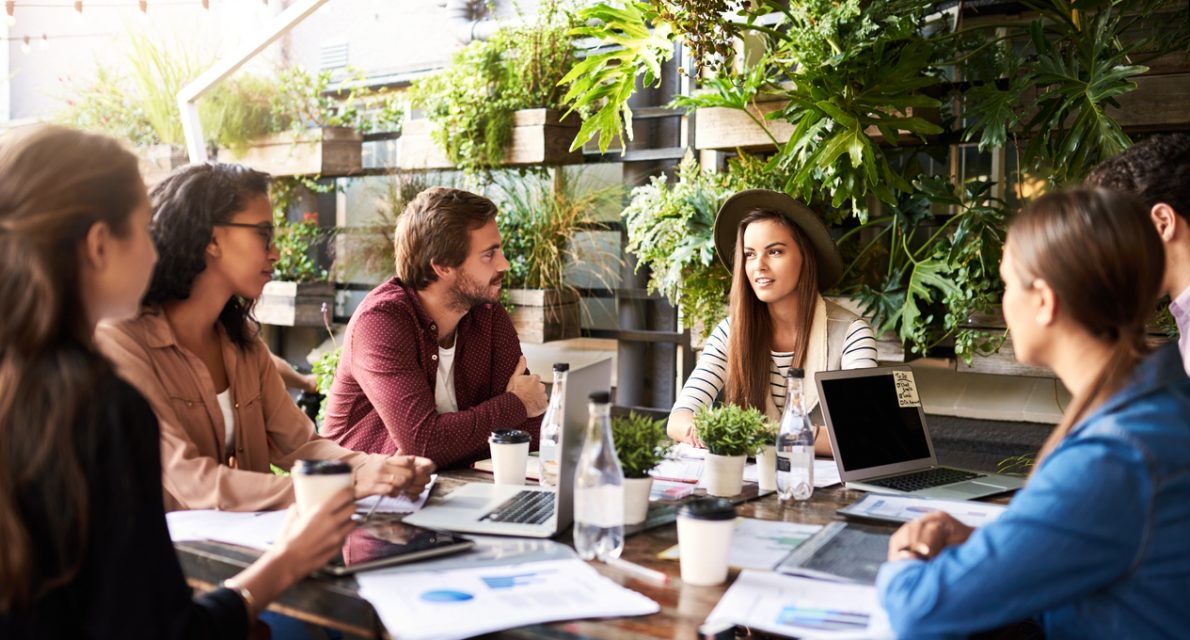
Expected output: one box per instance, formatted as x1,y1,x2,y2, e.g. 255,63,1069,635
887,511,974,562
272,488,356,578
353,455,435,499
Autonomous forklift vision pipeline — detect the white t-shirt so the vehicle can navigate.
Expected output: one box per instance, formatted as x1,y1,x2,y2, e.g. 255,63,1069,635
215,388,235,456
434,343,459,414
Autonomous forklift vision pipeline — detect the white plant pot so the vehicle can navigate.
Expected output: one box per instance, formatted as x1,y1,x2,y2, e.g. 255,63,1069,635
757,445,778,492
623,476,653,525
703,453,747,497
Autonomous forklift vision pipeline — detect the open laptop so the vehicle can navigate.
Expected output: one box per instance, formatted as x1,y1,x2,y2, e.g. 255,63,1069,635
403,358,611,537
816,366,1025,500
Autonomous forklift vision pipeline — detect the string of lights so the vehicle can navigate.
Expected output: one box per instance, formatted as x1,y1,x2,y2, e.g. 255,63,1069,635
4,1,273,29
3,0,274,52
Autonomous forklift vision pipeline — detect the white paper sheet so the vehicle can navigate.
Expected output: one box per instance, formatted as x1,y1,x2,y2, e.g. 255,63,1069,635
838,493,1007,528
743,458,841,488
355,558,659,640
706,570,893,640
166,509,288,550
658,517,822,570
355,475,437,514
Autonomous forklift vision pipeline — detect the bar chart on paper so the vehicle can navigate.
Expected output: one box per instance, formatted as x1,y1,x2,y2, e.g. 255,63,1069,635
707,570,892,639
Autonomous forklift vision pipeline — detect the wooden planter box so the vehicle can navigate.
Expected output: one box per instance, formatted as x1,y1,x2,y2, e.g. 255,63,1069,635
397,109,582,170
254,281,334,327
137,144,188,186
220,127,363,177
694,98,938,151
507,288,581,344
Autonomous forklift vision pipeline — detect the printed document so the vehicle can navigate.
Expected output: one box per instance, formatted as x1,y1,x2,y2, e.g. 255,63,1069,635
838,493,1006,528
706,570,893,639
355,558,659,640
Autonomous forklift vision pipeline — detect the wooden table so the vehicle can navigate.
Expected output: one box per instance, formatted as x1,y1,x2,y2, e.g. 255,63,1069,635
176,471,877,639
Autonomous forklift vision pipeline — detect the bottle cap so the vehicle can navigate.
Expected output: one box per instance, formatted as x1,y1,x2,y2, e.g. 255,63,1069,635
588,390,610,404
677,497,737,521
553,362,570,372
489,429,531,444
786,367,805,379
293,459,352,476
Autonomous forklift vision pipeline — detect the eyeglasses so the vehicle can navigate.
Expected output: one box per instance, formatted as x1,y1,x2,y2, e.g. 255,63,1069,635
214,222,275,250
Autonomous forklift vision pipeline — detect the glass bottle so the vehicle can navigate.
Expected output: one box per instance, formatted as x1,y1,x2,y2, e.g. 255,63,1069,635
572,390,625,560
775,368,815,501
537,362,569,488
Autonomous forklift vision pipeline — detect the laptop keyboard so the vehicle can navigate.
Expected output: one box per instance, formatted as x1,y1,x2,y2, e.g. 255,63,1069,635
866,468,984,493
480,490,556,525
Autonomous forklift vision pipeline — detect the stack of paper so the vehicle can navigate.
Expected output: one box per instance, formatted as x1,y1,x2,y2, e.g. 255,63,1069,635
166,510,288,550
355,558,659,640
837,493,1006,527
706,570,893,639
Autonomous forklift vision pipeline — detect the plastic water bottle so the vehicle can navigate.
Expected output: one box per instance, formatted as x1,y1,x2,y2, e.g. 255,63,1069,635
538,363,569,488
573,390,625,560
775,368,814,501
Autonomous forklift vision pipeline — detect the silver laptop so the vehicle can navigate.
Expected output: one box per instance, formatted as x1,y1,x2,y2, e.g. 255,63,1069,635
817,366,1025,500
404,358,611,537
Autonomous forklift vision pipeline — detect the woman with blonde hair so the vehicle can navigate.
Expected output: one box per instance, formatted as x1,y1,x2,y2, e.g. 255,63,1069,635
668,190,878,453
878,188,1190,638
0,126,355,638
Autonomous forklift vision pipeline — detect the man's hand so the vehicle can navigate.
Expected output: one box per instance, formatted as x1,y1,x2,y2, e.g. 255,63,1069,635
353,455,435,499
887,511,974,562
506,355,548,417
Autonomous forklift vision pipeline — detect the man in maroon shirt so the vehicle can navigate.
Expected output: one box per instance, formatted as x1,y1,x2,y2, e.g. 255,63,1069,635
322,187,548,467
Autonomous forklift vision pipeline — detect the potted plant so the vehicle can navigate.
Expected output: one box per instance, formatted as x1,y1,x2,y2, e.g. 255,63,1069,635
222,65,403,178
254,205,334,327
402,0,581,174
495,170,618,343
752,423,778,493
611,412,673,525
693,404,768,497
58,34,276,185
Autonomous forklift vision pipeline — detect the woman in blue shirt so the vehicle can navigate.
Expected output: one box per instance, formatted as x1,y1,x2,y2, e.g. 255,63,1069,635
877,188,1190,639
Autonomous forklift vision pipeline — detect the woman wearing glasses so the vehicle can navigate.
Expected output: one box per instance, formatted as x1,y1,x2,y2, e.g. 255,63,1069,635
96,162,434,512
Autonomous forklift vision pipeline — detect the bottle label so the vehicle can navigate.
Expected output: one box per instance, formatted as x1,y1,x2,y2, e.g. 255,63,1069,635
776,455,791,472
574,485,624,527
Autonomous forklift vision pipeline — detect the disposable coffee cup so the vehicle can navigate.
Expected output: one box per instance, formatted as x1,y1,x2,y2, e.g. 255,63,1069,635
676,498,737,586
489,429,531,485
293,459,353,517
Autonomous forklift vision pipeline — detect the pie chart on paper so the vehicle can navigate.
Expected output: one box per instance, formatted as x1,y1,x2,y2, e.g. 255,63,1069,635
419,589,474,603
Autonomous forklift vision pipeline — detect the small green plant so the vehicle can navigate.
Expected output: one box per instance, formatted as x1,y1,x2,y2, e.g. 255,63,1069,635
752,423,778,454
271,65,403,135
996,454,1035,478
612,412,673,478
272,211,330,283
693,404,769,457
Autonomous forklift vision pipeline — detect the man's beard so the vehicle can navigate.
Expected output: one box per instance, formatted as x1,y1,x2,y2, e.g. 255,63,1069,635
446,270,502,312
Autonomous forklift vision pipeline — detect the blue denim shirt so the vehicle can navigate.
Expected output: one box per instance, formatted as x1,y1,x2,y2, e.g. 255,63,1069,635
877,344,1190,639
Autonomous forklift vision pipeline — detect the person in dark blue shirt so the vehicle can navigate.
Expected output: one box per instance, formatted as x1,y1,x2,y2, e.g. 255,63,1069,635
878,188,1190,639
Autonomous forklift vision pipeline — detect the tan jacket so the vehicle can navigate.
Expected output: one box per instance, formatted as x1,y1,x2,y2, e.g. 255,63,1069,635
96,309,382,512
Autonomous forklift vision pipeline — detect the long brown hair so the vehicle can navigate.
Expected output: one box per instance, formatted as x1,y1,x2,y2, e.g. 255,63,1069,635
725,210,819,411
1008,189,1164,465
0,126,143,610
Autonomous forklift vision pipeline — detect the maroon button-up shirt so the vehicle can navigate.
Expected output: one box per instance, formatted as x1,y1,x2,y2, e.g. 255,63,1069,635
322,278,541,467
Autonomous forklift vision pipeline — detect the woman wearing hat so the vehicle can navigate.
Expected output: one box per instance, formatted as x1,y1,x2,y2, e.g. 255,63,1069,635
667,190,878,453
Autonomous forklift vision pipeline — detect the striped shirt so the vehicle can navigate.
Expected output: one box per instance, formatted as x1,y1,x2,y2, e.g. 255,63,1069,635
673,316,879,419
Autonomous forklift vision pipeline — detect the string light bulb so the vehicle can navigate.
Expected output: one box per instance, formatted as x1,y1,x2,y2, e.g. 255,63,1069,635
138,0,147,13
4,1,15,28
74,1,84,24
201,0,209,8
39,33,49,50
20,34,30,54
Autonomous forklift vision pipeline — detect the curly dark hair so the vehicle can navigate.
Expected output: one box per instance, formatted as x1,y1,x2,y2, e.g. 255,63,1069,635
1085,133,1190,221
143,162,271,349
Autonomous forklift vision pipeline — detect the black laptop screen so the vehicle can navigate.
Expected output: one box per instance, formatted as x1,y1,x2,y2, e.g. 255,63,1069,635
820,373,932,471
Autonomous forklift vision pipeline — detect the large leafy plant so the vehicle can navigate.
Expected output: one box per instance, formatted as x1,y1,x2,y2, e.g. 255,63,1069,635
612,412,674,478
693,404,769,457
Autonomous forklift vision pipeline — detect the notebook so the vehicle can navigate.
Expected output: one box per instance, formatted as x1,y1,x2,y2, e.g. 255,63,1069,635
403,358,611,537
816,366,1025,500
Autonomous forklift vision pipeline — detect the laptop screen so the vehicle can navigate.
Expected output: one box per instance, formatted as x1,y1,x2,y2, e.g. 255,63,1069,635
819,372,932,472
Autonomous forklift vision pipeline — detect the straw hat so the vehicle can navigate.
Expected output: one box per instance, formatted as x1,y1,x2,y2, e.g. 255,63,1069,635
713,189,844,291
